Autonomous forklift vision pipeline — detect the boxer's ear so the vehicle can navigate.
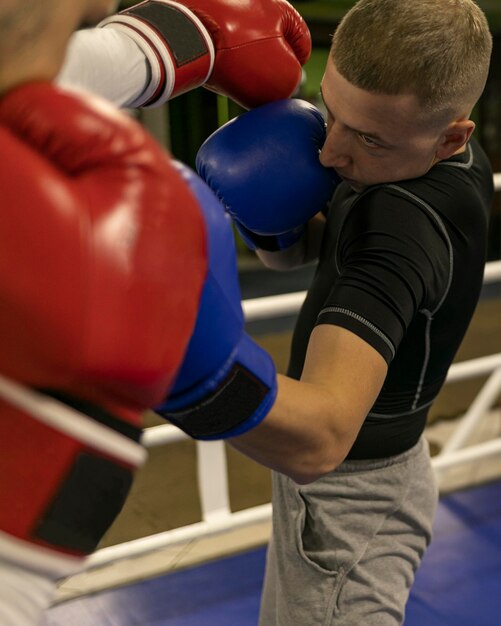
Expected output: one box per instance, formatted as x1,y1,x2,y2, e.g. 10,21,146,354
435,119,475,161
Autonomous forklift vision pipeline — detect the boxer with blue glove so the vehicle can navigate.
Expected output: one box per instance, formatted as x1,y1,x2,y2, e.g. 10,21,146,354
193,4,493,626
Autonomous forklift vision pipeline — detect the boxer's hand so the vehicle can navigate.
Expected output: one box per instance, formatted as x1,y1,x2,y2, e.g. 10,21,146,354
98,0,311,108
156,164,277,440
196,99,340,251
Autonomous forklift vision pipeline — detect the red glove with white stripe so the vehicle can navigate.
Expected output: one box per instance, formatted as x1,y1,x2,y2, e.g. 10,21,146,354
98,0,312,108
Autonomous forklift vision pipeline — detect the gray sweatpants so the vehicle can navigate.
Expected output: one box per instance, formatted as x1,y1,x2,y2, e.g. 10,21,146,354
259,437,438,626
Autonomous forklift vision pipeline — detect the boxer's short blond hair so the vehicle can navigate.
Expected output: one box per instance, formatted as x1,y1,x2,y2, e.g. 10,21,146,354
331,0,492,123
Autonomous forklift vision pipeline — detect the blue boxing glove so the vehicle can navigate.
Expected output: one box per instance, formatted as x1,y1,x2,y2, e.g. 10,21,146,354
196,98,340,251
155,163,277,440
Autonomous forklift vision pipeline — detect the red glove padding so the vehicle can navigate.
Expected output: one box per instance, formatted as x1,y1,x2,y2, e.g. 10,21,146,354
0,83,207,571
99,0,311,108
0,82,207,416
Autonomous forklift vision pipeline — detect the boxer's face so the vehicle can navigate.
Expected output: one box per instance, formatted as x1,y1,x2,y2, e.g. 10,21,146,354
319,59,452,192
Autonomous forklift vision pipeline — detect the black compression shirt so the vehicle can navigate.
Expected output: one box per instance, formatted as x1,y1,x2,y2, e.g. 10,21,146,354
287,136,494,459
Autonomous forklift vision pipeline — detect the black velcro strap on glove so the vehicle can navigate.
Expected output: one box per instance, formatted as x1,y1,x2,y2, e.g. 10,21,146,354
32,391,141,554
158,363,270,439
33,452,134,554
123,2,209,67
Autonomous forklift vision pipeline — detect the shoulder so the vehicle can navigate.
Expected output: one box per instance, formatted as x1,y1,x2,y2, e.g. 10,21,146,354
343,183,450,247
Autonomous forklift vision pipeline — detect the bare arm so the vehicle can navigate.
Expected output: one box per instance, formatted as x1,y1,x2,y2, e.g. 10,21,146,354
256,213,327,271
230,324,388,484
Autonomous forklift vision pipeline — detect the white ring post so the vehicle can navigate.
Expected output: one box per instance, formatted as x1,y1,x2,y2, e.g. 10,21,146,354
196,441,231,523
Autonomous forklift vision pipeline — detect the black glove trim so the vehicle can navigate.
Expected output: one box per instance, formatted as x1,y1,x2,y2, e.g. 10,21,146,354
159,363,270,438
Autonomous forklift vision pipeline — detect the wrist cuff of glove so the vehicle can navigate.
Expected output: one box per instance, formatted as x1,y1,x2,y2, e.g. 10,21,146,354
235,221,306,252
156,334,277,439
99,0,215,107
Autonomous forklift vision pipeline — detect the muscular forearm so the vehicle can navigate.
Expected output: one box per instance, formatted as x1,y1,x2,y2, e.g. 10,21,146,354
229,325,388,484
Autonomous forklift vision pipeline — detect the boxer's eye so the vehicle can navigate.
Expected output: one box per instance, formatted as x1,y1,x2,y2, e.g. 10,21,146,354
358,133,380,148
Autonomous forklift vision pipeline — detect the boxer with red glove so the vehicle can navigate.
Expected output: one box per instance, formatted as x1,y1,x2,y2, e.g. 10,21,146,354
0,82,207,624
58,0,311,109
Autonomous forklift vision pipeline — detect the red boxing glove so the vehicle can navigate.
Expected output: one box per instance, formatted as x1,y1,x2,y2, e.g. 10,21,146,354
0,84,206,579
0,83,207,412
98,0,312,108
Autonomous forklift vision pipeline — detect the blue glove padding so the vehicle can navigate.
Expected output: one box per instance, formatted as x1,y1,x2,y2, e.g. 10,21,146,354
196,98,340,251
155,163,277,439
